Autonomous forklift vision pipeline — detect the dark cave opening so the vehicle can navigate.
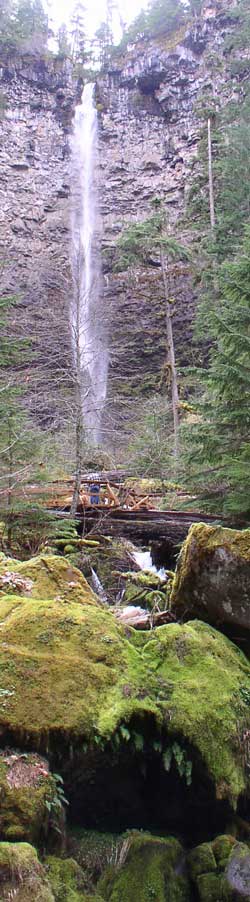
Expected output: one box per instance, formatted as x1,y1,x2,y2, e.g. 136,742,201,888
60,717,232,847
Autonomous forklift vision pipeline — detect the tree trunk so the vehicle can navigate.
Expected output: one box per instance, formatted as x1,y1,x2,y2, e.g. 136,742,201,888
208,117,215,230
160,248,179,459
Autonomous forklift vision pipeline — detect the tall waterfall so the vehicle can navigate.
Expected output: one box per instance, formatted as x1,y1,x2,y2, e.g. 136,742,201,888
71,83,108,445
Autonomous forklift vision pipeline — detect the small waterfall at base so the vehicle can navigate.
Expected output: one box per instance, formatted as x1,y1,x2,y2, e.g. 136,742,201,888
71,83,108,446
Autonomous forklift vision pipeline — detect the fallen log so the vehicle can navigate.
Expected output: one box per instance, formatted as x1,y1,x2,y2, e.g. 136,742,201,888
114,605,176,630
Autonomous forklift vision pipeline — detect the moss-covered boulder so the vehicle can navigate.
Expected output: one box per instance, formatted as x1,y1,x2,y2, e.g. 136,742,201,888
0,751,61,845
122,570,168,611
0,841,54,901
0,558,248,805
0,553,97,605
171,524,250,634
98,832,190,901
45,856,88,901
188,836,250,901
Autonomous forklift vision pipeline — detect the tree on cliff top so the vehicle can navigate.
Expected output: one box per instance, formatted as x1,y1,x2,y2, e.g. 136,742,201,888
0,0,49,52
115,213,190,460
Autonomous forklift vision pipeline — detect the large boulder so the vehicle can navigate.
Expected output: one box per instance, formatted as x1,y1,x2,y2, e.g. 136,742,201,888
188,835,250,901
0,553,97,605
98,832,190,902
171,524,250,635
0,553,248,806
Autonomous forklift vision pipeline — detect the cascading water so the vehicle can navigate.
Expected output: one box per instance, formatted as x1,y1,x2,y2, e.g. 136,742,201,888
71,83,108,445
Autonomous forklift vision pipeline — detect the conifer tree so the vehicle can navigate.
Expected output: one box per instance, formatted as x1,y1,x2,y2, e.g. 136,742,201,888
182,227,250,515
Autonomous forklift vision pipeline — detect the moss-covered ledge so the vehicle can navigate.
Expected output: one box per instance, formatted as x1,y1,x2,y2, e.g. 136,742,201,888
0,553,248,804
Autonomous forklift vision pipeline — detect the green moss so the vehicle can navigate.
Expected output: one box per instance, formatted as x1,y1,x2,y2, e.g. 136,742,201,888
0,841,54,901
188,843,217,880
123,577,167,612
196,872,233,901
0,751,59,845
98,832,190,901
0,553,97,606
212,835,236,870
171,523,250,610
0,557,248,803
45,856,87,901
188,836,249,901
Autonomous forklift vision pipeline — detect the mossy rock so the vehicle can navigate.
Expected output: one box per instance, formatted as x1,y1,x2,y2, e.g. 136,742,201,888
188,835,250,901
0,553,97,605
0,841,54,901
123,571,168,611
0,751,60,845
45,855,88,900
171,524,250,635
188,842,217,880
98,832,190,901
195,872,233,901
0,555,247,804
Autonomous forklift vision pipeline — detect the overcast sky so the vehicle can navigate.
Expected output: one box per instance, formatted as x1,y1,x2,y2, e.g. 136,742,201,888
49,0,147,41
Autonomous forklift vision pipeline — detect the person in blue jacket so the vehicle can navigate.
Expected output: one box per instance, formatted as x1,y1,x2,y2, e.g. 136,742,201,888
90,484,100,505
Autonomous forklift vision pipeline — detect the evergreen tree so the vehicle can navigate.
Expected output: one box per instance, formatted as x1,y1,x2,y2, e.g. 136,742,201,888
70,1,86,67
182,227,250,516
15,0,49,48
57,23,71,58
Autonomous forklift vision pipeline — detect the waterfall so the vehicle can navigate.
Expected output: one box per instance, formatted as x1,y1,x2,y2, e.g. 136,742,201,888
71,83,108,446
133,548,166,580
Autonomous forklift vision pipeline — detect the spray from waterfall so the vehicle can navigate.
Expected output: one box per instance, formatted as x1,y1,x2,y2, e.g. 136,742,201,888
71,83,108,445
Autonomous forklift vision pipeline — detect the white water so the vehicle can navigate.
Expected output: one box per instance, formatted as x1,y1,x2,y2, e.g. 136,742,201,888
133,548,166,580
71,83,108,445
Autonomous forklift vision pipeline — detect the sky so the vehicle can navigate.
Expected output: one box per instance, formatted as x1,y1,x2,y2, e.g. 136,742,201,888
49,0,147,42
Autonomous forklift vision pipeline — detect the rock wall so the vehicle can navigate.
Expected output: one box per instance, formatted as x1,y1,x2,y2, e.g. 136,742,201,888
0,50,75,425
0,1,239,444
97,0,238,445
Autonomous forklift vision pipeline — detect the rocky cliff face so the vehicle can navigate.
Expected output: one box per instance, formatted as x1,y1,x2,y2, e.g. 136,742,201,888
0,2,239,445
0,51,76,425
97,0,238,445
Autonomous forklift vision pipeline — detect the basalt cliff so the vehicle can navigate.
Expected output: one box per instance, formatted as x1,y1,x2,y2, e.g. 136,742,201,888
0,0,241,444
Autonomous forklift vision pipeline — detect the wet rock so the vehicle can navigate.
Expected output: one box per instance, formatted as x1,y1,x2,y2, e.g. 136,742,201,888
225,843,250,899
171,524,250,637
